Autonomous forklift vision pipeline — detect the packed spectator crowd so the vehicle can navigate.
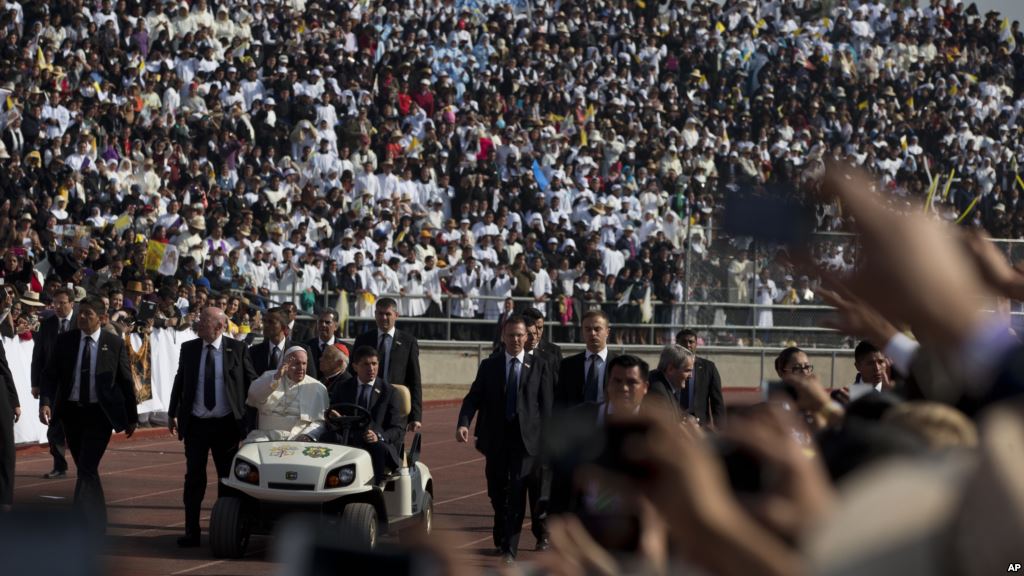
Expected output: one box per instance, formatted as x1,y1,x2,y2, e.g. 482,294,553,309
0,1,1023,573
0,0,1022,347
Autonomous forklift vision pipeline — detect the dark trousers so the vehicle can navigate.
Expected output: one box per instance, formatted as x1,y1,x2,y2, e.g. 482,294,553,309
484,422,534,557
0,399,13,507
61,403,113,531
183,415,240,536
47,418,68,472
528,465,550,541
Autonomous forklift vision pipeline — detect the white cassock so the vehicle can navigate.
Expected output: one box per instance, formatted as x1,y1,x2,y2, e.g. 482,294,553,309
244,370,328,443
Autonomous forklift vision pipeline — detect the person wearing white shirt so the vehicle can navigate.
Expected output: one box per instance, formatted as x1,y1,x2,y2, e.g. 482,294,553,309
754,268,778,328
530,257,553,316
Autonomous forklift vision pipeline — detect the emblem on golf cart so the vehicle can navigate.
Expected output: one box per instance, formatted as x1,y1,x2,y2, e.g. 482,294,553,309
285,471,298,480
303,446,332,458
269,445,298,458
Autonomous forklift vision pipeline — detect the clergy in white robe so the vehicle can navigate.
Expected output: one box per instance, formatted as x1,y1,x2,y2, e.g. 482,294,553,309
244,347,328,443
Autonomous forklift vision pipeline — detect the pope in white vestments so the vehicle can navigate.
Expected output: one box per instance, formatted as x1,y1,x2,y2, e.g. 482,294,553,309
244,346,328,443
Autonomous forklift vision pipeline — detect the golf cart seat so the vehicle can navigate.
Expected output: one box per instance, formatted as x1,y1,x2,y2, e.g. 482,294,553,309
390,384,423,469
391,384,412,466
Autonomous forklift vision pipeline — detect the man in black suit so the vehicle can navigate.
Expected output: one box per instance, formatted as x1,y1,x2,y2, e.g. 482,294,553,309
2,114,25,157
457,315,553,564
248,310,314,377
325,346,404,485
168,306,258,547
40,297,137,531
493,297,515,351
676,329,726,427
31,287,75,479
0,339,19,511
524,307,563,366
282,302,313,343
645,344,700,421
520,307,558,550
304,309,340,380
549,354,652,516
352,298,423,431
557,310,617,409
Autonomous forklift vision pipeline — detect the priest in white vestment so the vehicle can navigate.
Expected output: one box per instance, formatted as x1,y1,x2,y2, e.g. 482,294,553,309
244,346,328,443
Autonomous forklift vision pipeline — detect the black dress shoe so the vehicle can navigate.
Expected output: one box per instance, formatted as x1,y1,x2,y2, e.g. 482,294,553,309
43,470,66,479
177,535,201,548
501,553,515,566
536,538,551,551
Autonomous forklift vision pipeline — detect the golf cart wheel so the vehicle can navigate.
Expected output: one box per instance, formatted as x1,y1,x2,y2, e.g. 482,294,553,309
338,503,378,550
210,497,250,558
419,493,433,536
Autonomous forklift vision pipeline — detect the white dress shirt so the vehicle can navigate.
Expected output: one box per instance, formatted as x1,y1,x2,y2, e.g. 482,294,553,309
71,328,102,402
192,336,230,418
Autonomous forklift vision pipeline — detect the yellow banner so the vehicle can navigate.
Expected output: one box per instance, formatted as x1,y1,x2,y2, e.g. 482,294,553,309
144,241,166,272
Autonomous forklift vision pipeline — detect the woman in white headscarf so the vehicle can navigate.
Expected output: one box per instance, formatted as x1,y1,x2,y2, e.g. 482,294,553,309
244,346,328,443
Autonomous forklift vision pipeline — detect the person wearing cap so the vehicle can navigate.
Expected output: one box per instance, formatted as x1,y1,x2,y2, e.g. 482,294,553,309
319,343,352,403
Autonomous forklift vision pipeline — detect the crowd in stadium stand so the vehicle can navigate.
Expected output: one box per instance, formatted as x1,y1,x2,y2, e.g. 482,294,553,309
2,2,1024,574
0,0,1021,345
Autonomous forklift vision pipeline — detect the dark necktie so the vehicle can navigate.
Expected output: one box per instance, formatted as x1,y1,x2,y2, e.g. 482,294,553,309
358,384,371,410
60,318,69,334
584,354,599,403
506,357,519,421
378,333,391,381
204,344,217,410
270,345,281,369
79,336,93,403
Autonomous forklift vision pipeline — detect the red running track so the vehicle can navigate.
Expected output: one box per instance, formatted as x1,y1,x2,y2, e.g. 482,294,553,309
12,404,532,575
13,390,766,575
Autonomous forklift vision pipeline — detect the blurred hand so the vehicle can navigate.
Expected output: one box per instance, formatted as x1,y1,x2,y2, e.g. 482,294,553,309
722,408,835,544
407,421,422,432
363,429,379,443
818,283,898,348
125,423,136,438
962,231,1024,300
31,386,39,400
168,416,177,436
13,406,21,422
39,405,51,426
820,165,986,347
455,425,469,443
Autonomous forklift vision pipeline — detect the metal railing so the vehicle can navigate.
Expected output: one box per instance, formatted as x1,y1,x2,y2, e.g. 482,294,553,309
243,231,1024,349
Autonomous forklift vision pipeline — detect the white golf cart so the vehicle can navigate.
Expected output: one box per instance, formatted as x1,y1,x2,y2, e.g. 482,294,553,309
209,385,433,558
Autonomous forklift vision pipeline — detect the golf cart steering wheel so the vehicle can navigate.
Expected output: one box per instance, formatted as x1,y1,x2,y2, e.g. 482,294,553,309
327,403,372,438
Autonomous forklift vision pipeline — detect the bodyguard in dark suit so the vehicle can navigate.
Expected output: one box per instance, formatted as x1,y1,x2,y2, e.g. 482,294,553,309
325,346,404,484
457,315,553,564
557,310,617,409
493,297,515,350
0,339,19,509
40,297,137,531
31,287,75,478
282,302,313,344
524,308,563,367
548,355,652,516
168,307,258,547
645,344,702,422
303,310,341,380
352,297,423,431
248,310,315,377
676,329,726,426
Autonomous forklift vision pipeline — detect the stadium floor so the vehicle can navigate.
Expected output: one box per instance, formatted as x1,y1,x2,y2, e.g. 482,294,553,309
13,391,763,575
